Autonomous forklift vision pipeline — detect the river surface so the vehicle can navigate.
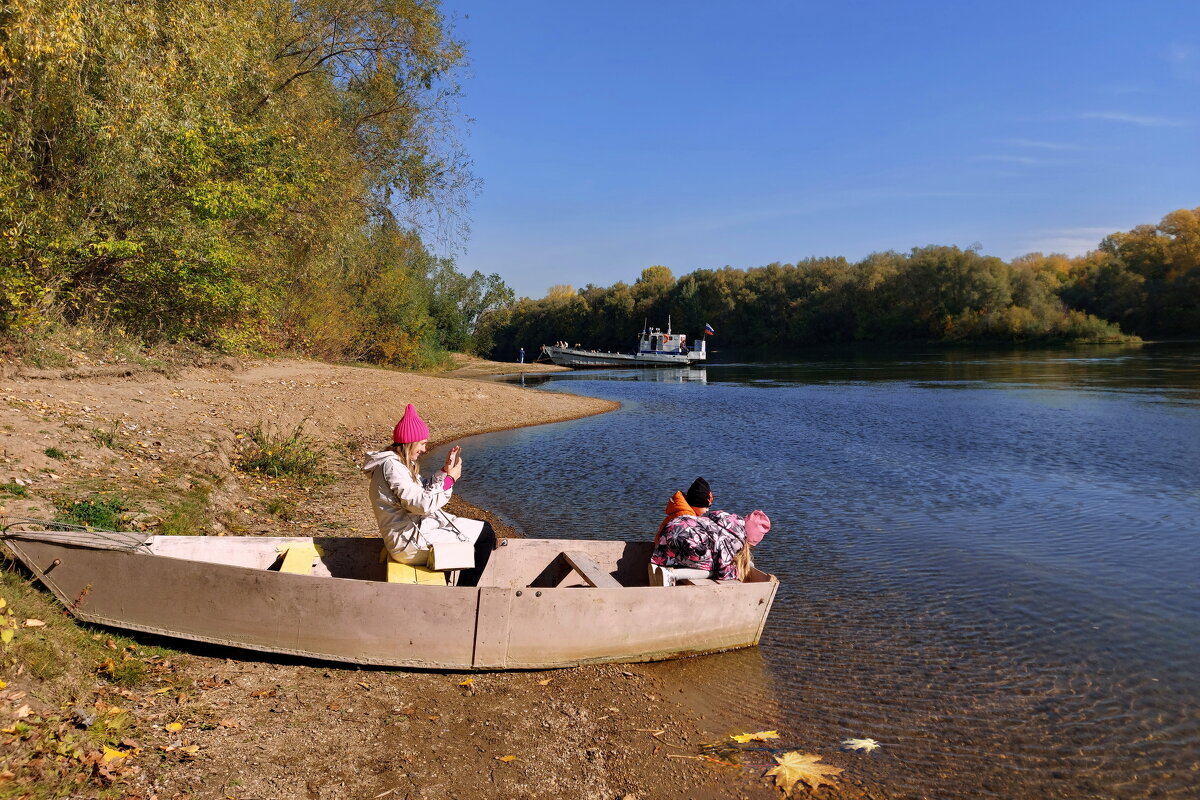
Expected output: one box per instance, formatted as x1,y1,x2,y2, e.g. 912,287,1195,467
434,343,1200,799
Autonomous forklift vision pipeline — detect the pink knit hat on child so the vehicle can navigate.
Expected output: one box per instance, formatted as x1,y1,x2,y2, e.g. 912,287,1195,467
392,404,430,444
745,510,771,546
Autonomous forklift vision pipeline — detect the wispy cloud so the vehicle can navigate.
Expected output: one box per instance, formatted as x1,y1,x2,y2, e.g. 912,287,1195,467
975,154,1055,167
1165,42,1199,82
1020,227,1115,256
1079,111,1189,127
999,138,1089,151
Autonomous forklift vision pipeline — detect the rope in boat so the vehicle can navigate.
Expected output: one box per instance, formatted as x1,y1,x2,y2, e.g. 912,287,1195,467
0,518,150,552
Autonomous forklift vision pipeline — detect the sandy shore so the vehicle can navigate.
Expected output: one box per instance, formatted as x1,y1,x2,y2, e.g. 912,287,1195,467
0,355,877,799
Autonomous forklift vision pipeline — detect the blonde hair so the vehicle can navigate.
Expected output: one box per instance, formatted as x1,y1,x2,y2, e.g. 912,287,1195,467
392,441,422,482
735,545,753,581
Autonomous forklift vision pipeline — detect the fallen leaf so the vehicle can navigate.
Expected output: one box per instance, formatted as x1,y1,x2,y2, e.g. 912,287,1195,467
766,751,843,795
842,737,881,753
218,718,239,728
0,630,12,645
13,705,31,719
150,687,173,695
100,746,128,763
20,619,46,628
458,678,474,687
178,744,200,757
731,729,780,743
357,681,370,690
496,755,517,762
537,679,551,686
164,722,183,732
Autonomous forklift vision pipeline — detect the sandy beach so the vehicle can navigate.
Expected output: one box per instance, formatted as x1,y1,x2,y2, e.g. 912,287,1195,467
0,354,877,799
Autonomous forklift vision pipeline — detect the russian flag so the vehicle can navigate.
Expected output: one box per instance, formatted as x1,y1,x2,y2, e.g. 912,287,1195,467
704,323,715,335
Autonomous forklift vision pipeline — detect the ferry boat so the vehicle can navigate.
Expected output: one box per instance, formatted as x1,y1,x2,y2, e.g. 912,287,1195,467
543,322,707,368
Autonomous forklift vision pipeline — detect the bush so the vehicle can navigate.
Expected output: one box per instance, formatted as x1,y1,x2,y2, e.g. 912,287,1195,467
236,422,325,480
55,495,132,530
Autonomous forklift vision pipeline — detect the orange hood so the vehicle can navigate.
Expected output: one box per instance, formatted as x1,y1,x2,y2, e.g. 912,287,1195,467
653,491,698,548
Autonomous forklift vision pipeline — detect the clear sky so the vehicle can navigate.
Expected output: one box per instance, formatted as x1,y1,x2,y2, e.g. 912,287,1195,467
443,0,1200,299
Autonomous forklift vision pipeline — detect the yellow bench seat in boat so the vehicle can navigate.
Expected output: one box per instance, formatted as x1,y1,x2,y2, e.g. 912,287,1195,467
378,547,447,585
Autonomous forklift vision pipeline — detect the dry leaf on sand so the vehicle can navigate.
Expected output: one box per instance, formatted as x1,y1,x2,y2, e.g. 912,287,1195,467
731,730,779,743
841,737,880,753
766,751,843,794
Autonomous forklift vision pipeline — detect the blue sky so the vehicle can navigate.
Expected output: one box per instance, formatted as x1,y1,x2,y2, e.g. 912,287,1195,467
442,0,1200,299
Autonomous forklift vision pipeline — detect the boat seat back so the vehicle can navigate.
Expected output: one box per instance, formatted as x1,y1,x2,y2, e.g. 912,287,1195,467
561,550,623,588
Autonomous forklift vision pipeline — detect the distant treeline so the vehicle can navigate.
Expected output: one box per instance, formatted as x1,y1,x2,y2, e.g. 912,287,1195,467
481,207,1200,357
0,0,510,366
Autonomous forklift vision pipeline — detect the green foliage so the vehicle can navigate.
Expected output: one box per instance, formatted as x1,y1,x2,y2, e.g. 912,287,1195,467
486,240,1143,356
0,0,498,368
0,481,30,498
55,495,134,530
236,422,325,480
43,446,66,460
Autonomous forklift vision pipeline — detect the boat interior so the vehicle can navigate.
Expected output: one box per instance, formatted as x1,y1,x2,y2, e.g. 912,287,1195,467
144,536,772,588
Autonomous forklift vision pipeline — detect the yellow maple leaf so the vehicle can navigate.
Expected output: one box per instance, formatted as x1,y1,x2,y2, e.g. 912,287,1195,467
765,751,843,795
458,678,474,687
165,722,183,732
731,729,779,743
495,754,517,762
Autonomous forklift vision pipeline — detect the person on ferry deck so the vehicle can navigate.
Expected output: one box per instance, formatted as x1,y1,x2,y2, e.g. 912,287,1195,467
362,403,495,586
650,477,769,582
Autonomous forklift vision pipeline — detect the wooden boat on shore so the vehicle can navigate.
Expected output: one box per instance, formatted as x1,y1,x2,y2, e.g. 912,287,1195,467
543,322,707,368
1,524,778,670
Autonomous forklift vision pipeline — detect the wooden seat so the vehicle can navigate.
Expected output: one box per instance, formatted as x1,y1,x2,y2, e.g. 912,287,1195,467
379,547,447,585
387,561,447,585
278,544,323,575
561,550,622,588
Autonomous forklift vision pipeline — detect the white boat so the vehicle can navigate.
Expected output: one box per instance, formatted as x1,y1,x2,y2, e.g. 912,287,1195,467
1,523,778,670
543,323,707,368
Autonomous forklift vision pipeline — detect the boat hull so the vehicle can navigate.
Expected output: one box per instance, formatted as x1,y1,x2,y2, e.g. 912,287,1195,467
3,534,777,670
544,346,705,368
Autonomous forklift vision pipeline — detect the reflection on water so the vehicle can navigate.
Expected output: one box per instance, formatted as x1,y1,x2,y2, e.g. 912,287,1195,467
440,343,1200,799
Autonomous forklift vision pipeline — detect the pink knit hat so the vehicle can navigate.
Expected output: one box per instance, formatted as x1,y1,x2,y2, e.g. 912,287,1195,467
392,403,430,444
745,510,771,546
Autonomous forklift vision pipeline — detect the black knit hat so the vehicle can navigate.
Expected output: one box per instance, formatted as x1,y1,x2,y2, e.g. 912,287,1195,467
685,477,712,508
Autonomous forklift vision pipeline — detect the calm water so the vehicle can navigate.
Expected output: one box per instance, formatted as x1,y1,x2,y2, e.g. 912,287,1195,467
434,344,1200,799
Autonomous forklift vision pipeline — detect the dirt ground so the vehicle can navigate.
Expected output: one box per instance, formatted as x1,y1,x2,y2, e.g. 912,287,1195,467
0,354,881,799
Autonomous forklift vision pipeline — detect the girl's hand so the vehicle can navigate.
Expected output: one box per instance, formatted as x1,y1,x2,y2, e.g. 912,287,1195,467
444,446,462,480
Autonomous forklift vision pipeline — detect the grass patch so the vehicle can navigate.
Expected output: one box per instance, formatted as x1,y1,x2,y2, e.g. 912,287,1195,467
264,497,294,520
236,421,326,481
54,494,134,530
0,481,29,498
159,484,212,536
91,420,121,449
43,446,68,460
0,567,187,798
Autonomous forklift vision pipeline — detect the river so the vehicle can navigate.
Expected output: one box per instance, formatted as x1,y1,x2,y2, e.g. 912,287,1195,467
434,342,1200,799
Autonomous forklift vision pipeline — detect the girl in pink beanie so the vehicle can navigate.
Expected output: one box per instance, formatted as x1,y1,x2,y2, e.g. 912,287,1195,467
362,404,495,585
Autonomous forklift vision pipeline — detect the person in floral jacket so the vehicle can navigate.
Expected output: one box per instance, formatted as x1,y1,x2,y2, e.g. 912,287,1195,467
650,477,766,581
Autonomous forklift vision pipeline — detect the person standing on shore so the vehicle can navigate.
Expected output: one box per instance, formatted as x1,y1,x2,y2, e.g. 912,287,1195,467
362,403,495,586
518,347,525,363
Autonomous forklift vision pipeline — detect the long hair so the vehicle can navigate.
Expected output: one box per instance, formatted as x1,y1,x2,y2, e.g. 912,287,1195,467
735,543,753,581
392,441,422,482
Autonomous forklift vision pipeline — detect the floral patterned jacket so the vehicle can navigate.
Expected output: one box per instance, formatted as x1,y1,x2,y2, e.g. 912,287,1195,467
651,508,747,580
